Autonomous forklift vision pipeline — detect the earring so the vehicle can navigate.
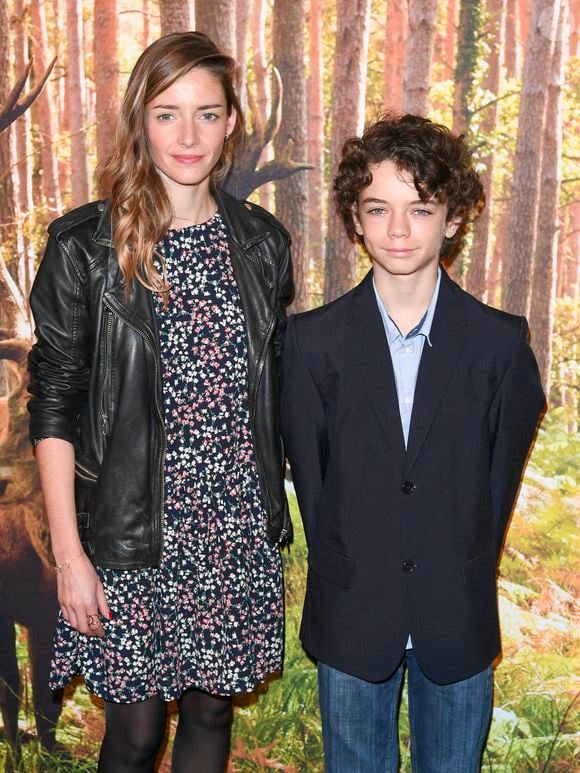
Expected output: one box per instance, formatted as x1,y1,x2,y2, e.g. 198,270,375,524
224,133,230,141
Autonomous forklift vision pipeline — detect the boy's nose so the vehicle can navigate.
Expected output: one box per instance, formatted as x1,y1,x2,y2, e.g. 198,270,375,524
388,214,410,237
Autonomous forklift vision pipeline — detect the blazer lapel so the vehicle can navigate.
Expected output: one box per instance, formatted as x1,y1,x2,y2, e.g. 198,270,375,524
403,271,467,477
346,272,406,459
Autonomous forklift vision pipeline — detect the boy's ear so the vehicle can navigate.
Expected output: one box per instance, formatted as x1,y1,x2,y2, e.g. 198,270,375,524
444,216,462,239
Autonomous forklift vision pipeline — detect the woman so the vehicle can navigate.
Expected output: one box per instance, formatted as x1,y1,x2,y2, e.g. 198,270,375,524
28,32,292,772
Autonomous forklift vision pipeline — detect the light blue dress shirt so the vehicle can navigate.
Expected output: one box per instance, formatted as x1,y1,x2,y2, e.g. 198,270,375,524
372,268,442,649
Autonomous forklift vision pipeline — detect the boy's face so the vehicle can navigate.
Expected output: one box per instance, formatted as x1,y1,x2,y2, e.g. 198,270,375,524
353,160,460,281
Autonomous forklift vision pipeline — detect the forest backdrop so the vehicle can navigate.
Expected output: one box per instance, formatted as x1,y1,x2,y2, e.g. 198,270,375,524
0,0,578,770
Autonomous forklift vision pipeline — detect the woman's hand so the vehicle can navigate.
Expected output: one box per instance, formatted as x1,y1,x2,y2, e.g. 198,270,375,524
56,553,112,638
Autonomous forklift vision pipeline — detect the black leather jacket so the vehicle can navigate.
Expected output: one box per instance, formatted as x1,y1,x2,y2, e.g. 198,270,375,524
28,191,293,569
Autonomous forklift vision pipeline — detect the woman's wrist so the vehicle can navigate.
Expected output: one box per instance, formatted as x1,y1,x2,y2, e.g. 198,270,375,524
53,550,86,573
51,538,84,566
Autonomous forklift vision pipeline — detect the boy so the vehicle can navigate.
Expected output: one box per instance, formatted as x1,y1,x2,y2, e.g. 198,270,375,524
281,114,545,772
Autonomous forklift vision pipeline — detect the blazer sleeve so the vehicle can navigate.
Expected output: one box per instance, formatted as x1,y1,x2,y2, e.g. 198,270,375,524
27,233,91,445
281,314,328,543
488,317,546,555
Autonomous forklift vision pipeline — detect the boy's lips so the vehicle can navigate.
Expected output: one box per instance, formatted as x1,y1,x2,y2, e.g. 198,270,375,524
385,247,416,255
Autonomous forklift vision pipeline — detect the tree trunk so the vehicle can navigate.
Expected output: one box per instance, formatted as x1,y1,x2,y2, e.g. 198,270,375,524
383,0,408,111
571,0,580,56
502,0,560,316
94,0,119,190
466,0,506,301
402,0,438,115
452,0,484,137
29,0,61,216
13,0,32,221
445,0,458,79
488,199,508,308
196,0,236,56
160,0,191,35
528,0,568,394
518,0,531,45
324,0,371,303
504,0,521,77
52,0,69,198
273,0,309,310
142,0,151,48
236,0,250,106
66,0,90,206
12,0,34,310
0,1,16,268
308,0,324,294
251,0,272,211
564,203,579,302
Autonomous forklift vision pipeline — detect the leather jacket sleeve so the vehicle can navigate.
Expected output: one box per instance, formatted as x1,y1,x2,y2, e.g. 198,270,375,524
28,231,91,446
272,228,294,376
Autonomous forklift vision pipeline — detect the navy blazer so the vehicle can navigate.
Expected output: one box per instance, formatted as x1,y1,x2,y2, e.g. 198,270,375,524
281,269,545,685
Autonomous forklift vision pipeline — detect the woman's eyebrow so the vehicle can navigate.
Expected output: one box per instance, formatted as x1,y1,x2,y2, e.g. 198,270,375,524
150,103,225,110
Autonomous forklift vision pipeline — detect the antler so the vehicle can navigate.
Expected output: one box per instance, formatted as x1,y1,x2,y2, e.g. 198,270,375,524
0,56,57,134
224,66,312,199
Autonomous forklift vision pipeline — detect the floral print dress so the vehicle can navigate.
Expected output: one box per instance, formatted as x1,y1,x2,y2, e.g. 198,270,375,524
49,213,284,702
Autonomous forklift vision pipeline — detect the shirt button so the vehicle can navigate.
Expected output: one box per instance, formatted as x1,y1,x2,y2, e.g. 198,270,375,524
402,559,417,574
401,480,416,495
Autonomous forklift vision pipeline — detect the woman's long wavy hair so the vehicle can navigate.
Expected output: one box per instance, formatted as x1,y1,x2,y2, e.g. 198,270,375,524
98,32,245,293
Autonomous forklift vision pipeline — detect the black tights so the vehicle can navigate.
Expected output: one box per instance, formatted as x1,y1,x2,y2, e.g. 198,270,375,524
98,690,232,773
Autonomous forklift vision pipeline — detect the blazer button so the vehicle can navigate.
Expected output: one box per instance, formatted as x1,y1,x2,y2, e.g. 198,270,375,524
401,480,416,495
401,559,417,573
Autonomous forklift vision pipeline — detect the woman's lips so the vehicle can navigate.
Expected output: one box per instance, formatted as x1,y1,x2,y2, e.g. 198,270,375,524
172,154,204,164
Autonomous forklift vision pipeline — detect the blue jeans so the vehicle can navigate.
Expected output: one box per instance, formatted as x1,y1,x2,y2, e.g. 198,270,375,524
318,651,493,773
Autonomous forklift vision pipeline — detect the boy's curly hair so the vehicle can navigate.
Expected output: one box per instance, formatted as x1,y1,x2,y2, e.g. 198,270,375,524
334,112,485,261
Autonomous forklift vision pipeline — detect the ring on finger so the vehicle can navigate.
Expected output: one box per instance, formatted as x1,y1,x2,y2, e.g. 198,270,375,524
86,613,99,627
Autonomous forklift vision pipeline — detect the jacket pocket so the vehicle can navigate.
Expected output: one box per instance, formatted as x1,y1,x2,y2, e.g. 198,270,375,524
308,534,355,589
462,544,498,592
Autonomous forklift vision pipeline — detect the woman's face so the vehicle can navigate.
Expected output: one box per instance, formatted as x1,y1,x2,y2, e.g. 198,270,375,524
145,67,236,195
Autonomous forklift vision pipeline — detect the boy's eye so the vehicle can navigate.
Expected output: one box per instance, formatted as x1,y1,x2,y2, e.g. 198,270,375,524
367,207,385,216
413,208,433,216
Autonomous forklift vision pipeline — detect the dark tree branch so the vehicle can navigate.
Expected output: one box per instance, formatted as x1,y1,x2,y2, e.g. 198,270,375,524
0,56,57,134
224,66,310,198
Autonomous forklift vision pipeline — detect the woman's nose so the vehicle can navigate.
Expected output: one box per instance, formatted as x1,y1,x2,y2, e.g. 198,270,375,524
178,122,199,147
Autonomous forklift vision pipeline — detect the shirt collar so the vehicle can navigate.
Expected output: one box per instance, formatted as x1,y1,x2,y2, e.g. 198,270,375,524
373,267,442,348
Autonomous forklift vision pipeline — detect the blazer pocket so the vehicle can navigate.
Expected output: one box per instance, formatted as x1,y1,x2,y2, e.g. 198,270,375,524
463,544,498,592
308,534,355,589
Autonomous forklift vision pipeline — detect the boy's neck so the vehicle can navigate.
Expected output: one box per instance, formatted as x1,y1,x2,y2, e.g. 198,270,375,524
373,262,439,336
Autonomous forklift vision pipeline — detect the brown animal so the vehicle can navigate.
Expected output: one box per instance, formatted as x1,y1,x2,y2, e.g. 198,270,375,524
0,339,61,769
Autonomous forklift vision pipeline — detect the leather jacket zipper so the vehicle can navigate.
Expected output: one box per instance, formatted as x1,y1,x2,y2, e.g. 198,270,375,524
101,310,114,436
249,315,276,419
102,294,166,560
75,460,98,483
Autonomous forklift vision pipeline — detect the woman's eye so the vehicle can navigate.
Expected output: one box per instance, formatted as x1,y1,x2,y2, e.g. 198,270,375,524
157,113,174,121
200,112,219,121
